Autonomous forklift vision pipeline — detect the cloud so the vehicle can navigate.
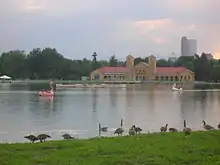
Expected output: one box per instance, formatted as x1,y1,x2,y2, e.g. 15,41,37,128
133,19,176,33
160,0,220,24
213,44,220,59
0,0,114,17
110,19,195,56
0,0,220,60
214,53,220,59
123,19,196,40
111,18,220,58
151,38,168,44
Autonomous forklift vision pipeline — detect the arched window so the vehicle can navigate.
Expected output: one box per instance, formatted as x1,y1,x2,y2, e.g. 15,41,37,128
94,73,100,80
170,76,174,81
175,76,178,81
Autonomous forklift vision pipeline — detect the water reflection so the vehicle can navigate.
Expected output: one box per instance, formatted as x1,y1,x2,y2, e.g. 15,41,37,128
146,84,156,112
91,89,98,136
109,88,118,108
0,84,12,91
199,92,207,121
180,91,198,130
125,87,135,126
125,85,135,108
217,92,220,106
0,84,220,142
92,89,98,112
38,96,54,111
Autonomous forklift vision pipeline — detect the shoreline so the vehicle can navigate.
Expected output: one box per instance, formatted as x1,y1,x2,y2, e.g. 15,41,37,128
8,79,220,85
0,129,210,144
0,131,220,164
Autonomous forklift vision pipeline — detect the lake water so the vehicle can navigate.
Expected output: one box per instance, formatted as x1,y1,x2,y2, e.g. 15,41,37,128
0,83,220,143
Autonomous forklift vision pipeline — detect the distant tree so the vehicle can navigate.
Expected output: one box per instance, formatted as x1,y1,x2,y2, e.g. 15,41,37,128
109,55,118,67
99,60,109,67
134,57,147,65
0,50,27,79
194,53,211,81
156,59,173,67
0,48,219,81
210,65,220,82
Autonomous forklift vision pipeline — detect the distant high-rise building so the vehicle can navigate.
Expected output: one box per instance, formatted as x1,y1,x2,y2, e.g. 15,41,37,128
181,36,197,56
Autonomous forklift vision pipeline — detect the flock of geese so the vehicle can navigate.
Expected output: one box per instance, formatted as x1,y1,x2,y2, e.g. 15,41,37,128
98,120,143,136
24,119,220,143
160,120,220,135
24,133,75,143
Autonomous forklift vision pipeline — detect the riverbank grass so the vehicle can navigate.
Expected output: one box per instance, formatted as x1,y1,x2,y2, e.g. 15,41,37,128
1,131,220,165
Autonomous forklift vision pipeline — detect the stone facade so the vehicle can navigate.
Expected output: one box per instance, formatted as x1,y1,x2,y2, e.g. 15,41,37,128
90,55,195,81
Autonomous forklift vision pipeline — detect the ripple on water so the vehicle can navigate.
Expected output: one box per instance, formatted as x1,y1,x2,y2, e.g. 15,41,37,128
0,84,220,143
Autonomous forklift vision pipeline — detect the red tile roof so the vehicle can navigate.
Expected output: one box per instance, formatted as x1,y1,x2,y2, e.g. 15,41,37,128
97,66,190,74
99,67,128,74
156,67,187,74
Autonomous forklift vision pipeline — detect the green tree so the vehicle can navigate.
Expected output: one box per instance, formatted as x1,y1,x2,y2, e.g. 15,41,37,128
0,48,219,81
174,56,195,71
0,50,27,79
134,57,147,65
109,55,118,67
210,65,220,82
156,59,173,67
194,53,211,81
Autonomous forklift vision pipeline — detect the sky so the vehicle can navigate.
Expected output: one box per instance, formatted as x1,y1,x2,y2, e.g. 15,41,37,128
0,0,220,60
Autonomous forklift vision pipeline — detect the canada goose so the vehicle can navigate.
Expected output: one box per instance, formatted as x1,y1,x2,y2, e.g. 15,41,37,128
120,119,123,128
99,123,108,132
134,126,143,134
160,124,168,132
217,123,220,129
128,126,136,136
169,128,178,132
101,127,108,132
114,128,124,136
131,125,142,134
24,135,38,143
37,134,51,142
202,120,215,130
62,133,74,140
183,120,192,135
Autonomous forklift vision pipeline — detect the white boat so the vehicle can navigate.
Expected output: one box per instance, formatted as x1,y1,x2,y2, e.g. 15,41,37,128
172,83,183,91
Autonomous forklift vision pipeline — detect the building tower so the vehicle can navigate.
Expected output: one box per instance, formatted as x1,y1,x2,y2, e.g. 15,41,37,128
148,55,156,79
126,55,134,80
126,55,134,69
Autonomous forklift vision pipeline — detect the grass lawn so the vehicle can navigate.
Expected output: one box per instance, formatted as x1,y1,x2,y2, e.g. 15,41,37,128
0,131,220,165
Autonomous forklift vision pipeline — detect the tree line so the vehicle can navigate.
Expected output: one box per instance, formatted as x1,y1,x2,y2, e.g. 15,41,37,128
0,47,219,81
